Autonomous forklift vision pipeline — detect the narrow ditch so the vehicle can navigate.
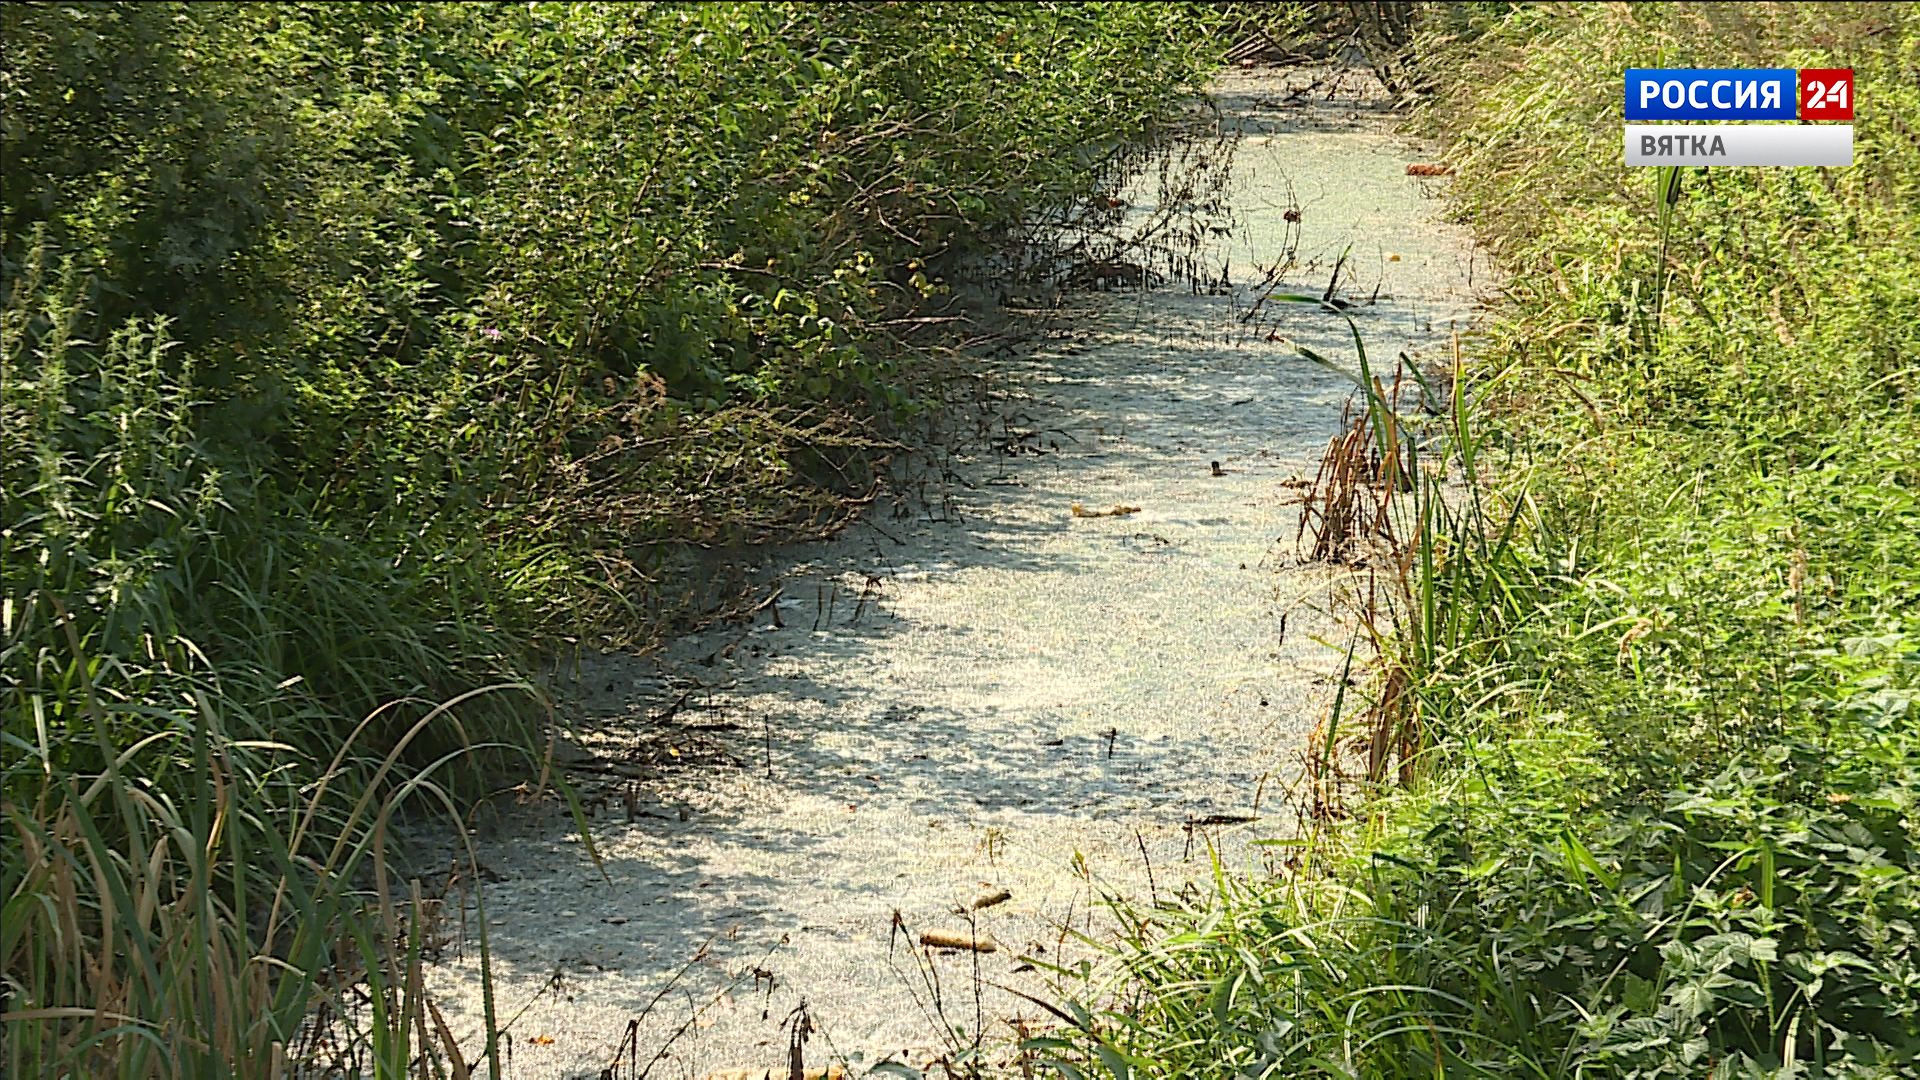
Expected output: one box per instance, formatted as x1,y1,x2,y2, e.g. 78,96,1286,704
423,62,1485,1079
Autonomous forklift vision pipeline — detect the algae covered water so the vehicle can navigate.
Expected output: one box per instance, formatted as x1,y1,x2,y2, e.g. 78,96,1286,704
425,65,1483,1077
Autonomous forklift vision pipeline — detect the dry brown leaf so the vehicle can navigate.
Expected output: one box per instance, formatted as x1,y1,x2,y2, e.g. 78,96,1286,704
971,888,1013,910
1071,503,1142,518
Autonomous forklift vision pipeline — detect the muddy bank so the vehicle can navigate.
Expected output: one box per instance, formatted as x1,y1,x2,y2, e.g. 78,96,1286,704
423,65,1482,1079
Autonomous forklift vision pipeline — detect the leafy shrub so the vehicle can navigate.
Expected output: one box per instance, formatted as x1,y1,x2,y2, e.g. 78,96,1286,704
1,4,1221,1073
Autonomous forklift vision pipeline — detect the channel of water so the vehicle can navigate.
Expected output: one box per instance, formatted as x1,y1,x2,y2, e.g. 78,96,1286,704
425,64,1483,1079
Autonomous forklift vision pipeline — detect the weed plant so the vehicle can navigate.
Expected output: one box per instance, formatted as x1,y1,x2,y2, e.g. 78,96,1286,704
1036,4,1920,1078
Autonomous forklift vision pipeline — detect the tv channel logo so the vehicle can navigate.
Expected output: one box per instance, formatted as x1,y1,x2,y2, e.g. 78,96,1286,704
1623,68,1854,167
1799,69,1855,119
1625,69,1854,121
1627,69,1795,120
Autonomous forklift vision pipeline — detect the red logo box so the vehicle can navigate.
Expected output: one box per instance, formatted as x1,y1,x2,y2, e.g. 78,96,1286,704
1801,69,1854,119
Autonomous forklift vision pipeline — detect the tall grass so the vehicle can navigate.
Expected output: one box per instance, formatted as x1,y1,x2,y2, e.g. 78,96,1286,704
3,682,521,1079
1033,4,1920,1077
1,252,527,1075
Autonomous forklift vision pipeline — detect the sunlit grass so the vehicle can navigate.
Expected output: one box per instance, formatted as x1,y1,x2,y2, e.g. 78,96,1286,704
1033,4,1920,1077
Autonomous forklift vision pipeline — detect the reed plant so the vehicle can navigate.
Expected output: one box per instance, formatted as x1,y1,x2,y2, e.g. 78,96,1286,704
3,680,524,1079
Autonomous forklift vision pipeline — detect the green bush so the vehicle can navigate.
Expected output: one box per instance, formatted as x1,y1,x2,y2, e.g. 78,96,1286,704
1,4,1220,1073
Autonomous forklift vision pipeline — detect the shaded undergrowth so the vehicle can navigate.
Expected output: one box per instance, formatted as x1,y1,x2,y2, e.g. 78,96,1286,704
1,4,1225,1075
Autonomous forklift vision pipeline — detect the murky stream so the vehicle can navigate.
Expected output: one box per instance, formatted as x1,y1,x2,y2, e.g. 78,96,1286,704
424,66,1483,1079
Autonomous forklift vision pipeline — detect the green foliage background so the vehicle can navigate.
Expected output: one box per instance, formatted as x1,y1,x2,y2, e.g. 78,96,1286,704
3,0,1216,771
0,4,1218,1074
1041,4,1920,1078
